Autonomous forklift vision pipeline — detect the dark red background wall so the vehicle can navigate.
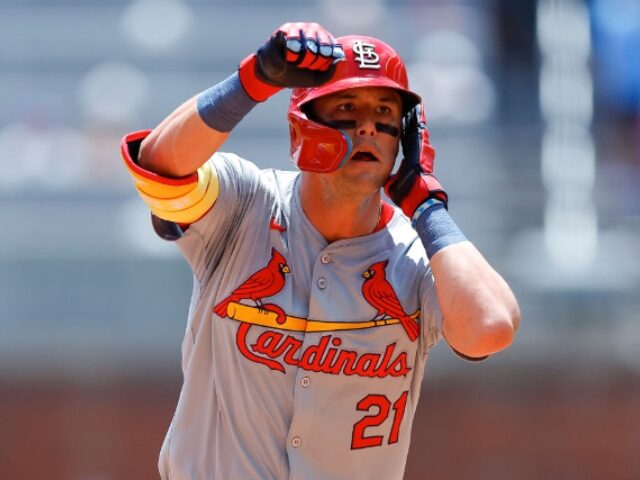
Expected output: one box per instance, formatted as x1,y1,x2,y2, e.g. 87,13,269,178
2,373,638,480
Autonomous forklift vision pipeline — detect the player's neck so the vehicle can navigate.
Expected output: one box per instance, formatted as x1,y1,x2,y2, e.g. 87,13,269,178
299,174,382,243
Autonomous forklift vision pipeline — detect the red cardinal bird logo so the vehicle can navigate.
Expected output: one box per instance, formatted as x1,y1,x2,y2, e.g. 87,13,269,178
361,260,420,341
214,248,290,320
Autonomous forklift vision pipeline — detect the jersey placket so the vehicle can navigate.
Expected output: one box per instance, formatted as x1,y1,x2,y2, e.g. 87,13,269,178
285,247,335,474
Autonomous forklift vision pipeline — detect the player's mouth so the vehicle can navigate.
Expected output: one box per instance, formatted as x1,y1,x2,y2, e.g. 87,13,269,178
350,147,380,163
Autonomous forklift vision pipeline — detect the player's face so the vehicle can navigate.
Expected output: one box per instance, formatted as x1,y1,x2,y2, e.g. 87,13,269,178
309,87,403,196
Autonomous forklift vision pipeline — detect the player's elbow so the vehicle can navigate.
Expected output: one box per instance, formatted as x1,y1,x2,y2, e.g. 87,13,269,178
483,315,517,353
475,293,521,355
446,306,519,358
465,320,515,358
480,303,520,352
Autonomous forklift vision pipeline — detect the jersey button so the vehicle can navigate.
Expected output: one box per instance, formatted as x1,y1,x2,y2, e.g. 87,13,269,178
301,376,310,388
321,254,331,264
317,278,327,289
291,436,302,448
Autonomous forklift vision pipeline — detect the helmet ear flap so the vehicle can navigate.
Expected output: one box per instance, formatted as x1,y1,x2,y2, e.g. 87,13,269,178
288,113,303,163
290,122,300,145
288,109,352,173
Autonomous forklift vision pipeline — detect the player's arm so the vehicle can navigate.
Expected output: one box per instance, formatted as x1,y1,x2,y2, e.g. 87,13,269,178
121,22,345,231
385,104,520,359
428,240,520,359
138,95,230,178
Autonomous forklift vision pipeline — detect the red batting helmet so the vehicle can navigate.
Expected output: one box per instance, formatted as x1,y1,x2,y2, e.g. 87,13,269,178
288,35,421,173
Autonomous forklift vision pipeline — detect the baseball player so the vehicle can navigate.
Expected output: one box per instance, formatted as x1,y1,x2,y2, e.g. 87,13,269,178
121,22,519,480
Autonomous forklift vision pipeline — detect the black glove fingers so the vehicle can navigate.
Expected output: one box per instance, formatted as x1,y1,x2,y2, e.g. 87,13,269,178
319,36,333,58
308,55,333,71
384,101,442,213
317,37,345,81
256,22,344,88
280,22,308,63
285,36,303,62
301,40,320,68
387,165,419,206
255,30,289,84
331,44,345,63
413,103,435,173
400,105,426,173
307,32,330,71
297,30,321,69
313,33,344,71
406,105,419,134
401,107,417,157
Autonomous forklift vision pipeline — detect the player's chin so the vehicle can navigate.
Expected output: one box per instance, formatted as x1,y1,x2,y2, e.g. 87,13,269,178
341,157,391,187
344,171,387,194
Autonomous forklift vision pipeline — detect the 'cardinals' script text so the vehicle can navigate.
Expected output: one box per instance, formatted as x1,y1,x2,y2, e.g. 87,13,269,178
236,324,412,377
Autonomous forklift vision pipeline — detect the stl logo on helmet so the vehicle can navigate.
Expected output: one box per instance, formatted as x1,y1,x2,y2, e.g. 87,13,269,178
352,41,381,69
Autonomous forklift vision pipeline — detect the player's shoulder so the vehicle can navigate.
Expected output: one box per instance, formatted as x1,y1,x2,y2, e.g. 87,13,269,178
211,152,297,183
210,152,297,195
260,167,299,185
210,151,259,178
259,167,299,201
384,207,430,266
385,206,419,244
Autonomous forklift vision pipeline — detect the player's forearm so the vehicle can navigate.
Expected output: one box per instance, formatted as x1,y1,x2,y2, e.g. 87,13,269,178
413,203,519,357
140,71,261,178
430,241,520,357
140,96,230,178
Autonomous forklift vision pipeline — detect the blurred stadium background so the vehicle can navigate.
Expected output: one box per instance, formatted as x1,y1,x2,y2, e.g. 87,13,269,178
1,0,639,478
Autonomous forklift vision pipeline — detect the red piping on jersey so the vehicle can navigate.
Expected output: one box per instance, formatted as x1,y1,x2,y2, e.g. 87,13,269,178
373,201,395,233
270,217,287,232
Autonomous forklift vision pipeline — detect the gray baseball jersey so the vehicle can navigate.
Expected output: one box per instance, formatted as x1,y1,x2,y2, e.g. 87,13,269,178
157,152,443,480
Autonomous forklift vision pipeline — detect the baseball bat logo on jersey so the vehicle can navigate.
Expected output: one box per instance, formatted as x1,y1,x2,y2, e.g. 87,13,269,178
214,253,418,376
214,247,290,324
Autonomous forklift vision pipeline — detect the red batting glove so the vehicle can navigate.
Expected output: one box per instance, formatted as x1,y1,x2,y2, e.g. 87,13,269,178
238,22,345,102
384,103,448,219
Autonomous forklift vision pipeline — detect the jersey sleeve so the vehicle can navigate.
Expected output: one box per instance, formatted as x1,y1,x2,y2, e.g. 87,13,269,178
418,264,444,355
175,152,263,279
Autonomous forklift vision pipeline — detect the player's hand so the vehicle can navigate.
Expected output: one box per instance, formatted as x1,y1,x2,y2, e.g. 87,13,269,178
384,103,448,219
238,22,345,102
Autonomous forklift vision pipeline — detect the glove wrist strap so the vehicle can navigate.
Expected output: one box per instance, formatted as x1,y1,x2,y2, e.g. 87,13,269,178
238,54,283,102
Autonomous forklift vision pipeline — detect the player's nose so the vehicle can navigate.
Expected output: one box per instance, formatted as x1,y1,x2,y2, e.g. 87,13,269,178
355,116,377,137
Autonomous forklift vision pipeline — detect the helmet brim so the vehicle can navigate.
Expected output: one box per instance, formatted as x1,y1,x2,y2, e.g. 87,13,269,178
296,76,421,114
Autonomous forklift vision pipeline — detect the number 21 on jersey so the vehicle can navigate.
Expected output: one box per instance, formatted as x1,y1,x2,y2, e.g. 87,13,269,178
351,390,409,449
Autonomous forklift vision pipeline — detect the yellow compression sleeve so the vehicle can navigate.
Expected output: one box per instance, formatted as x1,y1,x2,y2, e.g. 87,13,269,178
121,130,219,224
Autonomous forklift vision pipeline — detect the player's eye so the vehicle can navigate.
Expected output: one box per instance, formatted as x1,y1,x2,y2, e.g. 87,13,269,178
377,105,392,115
337,103,355,112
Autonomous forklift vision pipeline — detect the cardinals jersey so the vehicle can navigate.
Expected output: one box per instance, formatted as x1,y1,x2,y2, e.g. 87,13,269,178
154,150,443,480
